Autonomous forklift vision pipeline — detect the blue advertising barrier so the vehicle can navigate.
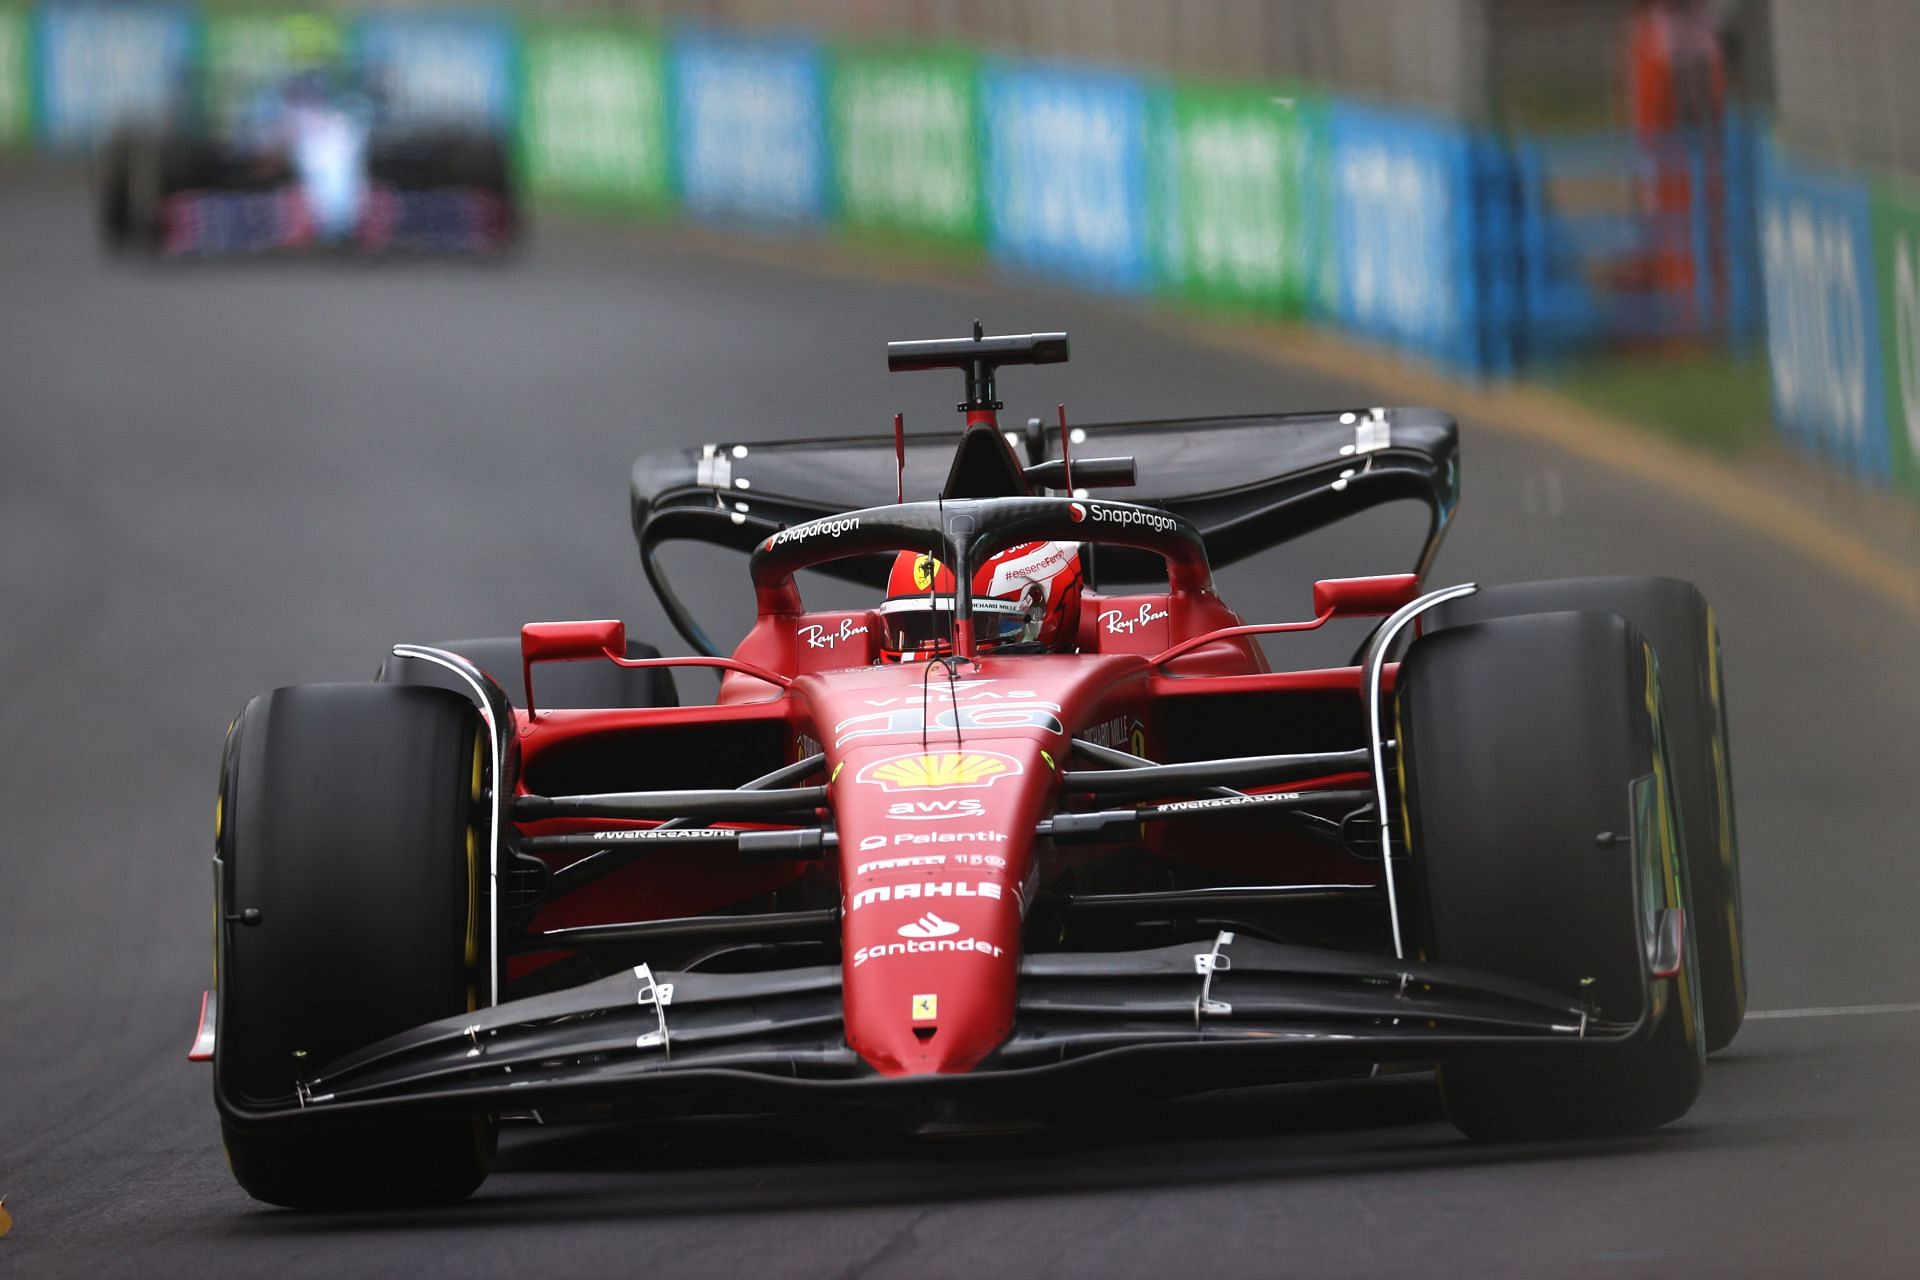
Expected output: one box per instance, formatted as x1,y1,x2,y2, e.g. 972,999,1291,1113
671,29,826,225
1758,144,1890,481
34,2,195,149
352,11,515,129
1513,115,1760,358
1328,102,1513,374
982,60,1149,293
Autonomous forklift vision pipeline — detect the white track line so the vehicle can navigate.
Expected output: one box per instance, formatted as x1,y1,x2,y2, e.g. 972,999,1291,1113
1746,1002,1920,1021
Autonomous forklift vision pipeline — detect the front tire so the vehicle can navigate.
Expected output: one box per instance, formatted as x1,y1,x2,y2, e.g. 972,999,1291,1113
214,683,496,1208
1433,577,1744,1050
1399,610,1705,1140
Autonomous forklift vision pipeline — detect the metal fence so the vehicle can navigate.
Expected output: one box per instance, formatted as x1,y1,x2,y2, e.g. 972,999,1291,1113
1770,0,1920,183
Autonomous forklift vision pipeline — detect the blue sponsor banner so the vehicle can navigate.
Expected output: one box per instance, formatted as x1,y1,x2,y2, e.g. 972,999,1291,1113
35,2,196,150
1758,144,1890,481
671,29,826,225
982,61,1149,292
1511,114,1762,357
352,11,514,129
1328,101,1482,370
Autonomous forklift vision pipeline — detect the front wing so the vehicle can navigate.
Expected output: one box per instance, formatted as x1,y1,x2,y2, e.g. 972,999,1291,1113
215,933,1665,1127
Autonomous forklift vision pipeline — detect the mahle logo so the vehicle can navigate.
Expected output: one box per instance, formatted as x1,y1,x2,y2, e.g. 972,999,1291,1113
856,751,1020,791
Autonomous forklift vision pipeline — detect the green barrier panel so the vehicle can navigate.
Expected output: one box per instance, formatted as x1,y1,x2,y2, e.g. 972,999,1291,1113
0,5,29,147
202,11,343,131
828,42,981,247
1152,80,1321,314
518,20,671,211
1873,177,1920,500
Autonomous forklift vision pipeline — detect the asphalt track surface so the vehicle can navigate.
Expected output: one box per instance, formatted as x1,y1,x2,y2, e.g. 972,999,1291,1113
3,165,1919,1277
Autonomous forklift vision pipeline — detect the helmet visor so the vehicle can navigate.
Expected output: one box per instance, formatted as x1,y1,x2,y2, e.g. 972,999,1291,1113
879,596,1038,654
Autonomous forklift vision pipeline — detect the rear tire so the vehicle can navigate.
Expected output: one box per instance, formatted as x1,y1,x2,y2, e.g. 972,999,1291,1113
1398,611,1706,1140
214,683,495,1208
1433,577,1744,1050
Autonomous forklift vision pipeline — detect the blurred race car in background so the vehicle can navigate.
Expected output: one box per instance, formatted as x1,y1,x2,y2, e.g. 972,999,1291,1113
98,66,518,258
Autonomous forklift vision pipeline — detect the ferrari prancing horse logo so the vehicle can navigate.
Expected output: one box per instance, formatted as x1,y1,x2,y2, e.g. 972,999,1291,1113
912,994,937,1021
912,554,940,591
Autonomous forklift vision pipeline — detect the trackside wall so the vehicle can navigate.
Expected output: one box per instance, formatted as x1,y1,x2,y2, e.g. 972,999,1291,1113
15,3,1913,506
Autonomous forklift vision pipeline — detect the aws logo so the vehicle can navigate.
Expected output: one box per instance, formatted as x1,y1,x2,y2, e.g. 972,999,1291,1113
888,798,987,821
856,751,1021,792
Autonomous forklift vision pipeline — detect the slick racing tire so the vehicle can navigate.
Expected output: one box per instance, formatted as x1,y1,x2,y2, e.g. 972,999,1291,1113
214,683,495,1208
377,635,678,710
1398,611,1706,1141
1431,578,1744,1051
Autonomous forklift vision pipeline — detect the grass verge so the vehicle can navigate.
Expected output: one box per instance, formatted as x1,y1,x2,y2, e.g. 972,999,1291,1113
1546,349,1775,455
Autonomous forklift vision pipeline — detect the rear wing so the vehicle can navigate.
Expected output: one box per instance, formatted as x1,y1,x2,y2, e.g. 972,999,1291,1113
631,407,1459,655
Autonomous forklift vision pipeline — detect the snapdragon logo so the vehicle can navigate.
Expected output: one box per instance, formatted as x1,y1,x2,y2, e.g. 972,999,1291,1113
1087,505,1179,533
764,516,861,551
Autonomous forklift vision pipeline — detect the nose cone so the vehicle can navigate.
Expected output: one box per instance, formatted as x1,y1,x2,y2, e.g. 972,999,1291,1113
845,885,1020,1074
833,744,1045,1076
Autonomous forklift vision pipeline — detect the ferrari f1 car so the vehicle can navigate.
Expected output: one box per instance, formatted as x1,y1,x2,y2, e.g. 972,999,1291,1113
100,67,517,258
198,326,1744,1207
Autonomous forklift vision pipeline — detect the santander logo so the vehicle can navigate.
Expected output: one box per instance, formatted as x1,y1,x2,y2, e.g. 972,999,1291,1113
898,912,961,939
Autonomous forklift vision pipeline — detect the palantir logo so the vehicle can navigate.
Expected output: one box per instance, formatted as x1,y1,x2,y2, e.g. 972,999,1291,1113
898,912,960,939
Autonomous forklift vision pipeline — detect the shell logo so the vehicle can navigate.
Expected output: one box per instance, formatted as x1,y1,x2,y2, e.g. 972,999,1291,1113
856,750,1021,792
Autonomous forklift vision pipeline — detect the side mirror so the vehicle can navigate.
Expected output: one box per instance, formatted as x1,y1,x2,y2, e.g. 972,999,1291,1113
1312,574,1421,619
521,619,626,717
1023,456,1137,489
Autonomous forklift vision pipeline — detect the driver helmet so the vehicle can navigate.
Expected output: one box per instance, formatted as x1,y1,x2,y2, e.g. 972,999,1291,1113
879,541,1083,663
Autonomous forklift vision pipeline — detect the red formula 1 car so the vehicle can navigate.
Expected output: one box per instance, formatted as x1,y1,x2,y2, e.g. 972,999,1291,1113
198,327,1745,1207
